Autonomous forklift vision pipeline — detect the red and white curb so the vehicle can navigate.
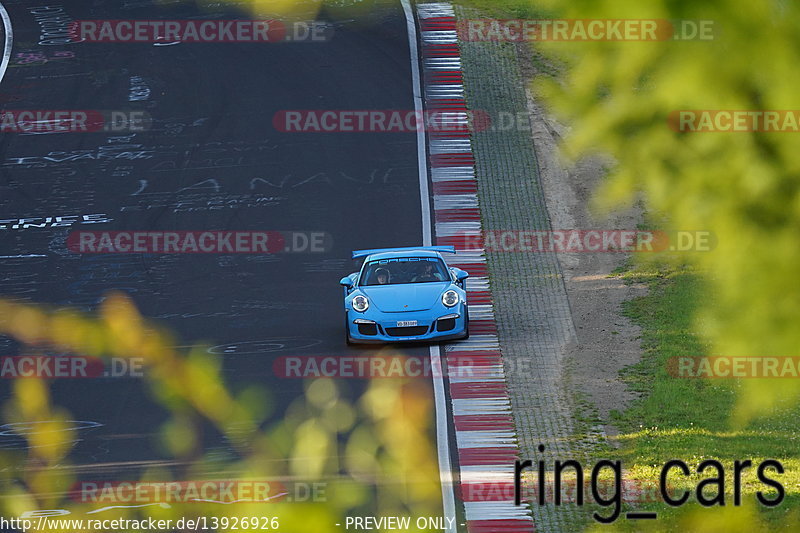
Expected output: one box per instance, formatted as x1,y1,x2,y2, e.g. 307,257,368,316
417,3,535,532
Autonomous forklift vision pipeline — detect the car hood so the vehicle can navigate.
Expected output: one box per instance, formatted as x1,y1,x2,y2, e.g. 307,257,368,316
361,283,448,312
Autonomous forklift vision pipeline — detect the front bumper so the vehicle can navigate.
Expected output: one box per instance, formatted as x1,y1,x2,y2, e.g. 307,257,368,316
346,307,467,344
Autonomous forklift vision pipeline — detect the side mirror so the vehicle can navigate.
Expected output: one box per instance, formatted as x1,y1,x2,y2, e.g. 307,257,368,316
340,276,354,288
452,268,469,282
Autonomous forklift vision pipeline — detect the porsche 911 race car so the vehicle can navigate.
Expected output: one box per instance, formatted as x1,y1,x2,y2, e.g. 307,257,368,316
340,246,469,344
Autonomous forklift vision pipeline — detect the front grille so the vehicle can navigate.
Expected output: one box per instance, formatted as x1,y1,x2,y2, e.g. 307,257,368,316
385,326,429,337
437,318,456,332
357,323,378,336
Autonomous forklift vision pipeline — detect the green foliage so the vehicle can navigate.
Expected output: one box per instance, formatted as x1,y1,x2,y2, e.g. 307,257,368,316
610,269,800,531
458,0,800,529
526,0,800,424
0,295,442,531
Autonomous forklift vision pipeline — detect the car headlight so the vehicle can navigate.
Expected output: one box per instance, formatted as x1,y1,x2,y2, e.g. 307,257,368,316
442,290,459,307
352,295,369,312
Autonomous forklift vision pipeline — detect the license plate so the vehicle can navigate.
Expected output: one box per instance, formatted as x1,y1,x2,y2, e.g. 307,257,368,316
397,320,418,327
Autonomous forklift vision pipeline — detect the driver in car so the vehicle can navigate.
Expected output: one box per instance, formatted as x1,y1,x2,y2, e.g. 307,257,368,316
375,268,391,285
412,261,444,282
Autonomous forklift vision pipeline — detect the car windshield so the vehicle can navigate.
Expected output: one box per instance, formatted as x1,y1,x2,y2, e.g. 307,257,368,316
360,257,449,286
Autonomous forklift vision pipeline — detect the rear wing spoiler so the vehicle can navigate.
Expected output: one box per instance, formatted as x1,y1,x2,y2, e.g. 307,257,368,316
352,246,456,259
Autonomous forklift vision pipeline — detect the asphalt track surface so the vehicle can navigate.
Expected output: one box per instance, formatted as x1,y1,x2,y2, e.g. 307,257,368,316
0,0,448,518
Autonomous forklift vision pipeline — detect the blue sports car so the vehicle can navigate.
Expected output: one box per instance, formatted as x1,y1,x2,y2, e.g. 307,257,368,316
340,246,469,344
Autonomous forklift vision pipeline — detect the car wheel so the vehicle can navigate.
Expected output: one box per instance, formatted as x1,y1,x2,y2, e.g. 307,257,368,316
345,316,354,346
461,309,470,340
